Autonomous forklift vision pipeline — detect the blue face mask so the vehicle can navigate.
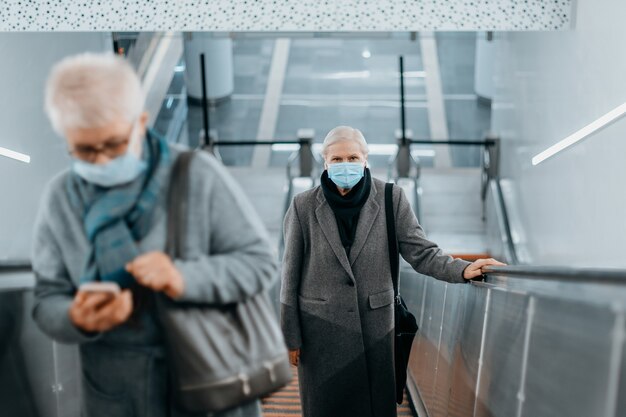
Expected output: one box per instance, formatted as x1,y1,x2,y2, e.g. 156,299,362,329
71,122,147,187
72,152,147,187
327,162,365,189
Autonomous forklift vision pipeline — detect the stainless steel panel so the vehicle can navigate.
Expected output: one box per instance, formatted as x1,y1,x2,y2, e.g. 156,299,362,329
405,270,626,417
476,290,528,417
523,297,615,417
412,277,447,411
0,289,82,417
1,290,56,417
431,283,467,417
447,284,488,417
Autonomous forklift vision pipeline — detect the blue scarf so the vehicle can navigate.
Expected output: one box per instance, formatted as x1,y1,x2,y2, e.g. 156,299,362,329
67,131,170,288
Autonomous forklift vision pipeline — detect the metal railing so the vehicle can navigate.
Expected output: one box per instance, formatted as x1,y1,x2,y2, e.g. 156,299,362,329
403,262,626,417
483,265,626,285
0,260,31,274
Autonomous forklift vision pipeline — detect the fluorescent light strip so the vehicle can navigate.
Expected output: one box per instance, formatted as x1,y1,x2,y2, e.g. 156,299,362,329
0,146,31,163
532,102,626,165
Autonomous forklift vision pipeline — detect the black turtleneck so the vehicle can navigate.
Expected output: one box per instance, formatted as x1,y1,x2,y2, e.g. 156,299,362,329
321,168,372,255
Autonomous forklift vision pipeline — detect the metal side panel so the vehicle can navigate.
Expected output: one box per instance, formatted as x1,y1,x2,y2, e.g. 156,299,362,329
446,284,488,417
431,283,466,417
1,290,56,417
523,297,615,417
475,289,529,417
411,278,447,412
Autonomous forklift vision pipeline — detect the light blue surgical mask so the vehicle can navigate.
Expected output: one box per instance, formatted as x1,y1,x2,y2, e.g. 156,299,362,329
327,162,365,189
72,123,147,187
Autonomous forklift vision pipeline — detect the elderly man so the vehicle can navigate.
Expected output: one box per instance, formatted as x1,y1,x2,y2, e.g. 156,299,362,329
280,126,504,417
32,53,275,417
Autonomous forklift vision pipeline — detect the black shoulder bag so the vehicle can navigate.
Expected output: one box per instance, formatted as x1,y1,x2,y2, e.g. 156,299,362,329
385,182,419,404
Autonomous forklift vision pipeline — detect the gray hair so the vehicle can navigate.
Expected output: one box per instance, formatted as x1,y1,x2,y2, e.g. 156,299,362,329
44,52,144,135
321,126,369,158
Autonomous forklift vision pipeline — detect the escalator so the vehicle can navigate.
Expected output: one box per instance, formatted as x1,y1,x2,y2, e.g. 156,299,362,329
400,176,626,417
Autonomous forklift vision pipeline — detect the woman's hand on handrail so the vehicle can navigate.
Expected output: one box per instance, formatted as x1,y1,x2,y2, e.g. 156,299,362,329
463,258,507,280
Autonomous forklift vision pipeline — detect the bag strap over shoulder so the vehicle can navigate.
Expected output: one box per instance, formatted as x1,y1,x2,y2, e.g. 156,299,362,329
166,151,195,259
385,182,400,299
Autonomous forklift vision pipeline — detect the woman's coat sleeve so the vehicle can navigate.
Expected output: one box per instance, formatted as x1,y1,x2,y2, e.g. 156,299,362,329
31,205,101,344
394,186,470,283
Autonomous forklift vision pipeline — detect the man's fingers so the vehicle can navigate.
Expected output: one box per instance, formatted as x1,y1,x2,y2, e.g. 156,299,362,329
92,291,133,325
135,273,167,290
131,252,164,269
74,291,89,306
79,292,116,311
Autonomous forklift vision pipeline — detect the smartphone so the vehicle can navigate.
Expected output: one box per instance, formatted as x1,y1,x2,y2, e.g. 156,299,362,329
79,282,121,294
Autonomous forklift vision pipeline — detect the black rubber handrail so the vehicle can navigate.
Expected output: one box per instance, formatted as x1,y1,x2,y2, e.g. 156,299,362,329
0,260,32,274
483,265,626,285
6,262,625,284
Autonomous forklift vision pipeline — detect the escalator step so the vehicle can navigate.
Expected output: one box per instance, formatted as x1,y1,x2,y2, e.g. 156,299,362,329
261,369,415,416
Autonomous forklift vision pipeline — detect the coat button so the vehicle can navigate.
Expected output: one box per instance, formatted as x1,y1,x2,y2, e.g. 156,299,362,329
348,281,355,287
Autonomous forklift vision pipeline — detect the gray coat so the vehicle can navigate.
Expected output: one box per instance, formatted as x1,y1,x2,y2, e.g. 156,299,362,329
280,177,470,417
31,147,276,417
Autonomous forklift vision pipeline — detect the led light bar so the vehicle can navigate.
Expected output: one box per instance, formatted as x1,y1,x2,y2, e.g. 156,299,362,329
0,146,30,163
532,102,626,165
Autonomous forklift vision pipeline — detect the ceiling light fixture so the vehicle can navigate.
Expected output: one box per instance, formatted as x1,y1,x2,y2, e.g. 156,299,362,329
532,102,626,165
0,146,31,163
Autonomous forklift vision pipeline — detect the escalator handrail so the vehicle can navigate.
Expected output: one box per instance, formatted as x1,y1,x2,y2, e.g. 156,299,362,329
0,260,32,274
483,265,626,285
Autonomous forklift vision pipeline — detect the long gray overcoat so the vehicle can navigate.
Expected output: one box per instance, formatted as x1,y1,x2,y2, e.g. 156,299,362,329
280,177,471,417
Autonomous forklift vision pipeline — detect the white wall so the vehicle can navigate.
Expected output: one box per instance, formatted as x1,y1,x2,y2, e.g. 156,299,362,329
0,33,111,260
491,0,626,267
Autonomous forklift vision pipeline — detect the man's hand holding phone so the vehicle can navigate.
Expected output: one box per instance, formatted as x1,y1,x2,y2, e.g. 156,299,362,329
69,282,133,333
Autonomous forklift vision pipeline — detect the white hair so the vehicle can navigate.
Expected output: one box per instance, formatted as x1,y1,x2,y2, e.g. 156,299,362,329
321,126,369,158
44,52,144,135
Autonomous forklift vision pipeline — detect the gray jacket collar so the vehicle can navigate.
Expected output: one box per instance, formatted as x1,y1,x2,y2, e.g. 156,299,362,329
315,181,381,279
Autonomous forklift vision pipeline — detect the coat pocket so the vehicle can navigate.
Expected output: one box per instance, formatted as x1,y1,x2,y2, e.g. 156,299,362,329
368,289,394,310
298,294,328,305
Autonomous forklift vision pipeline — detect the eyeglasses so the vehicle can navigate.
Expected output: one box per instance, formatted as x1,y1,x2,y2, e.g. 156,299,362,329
67,123,137,163
68,138,130,162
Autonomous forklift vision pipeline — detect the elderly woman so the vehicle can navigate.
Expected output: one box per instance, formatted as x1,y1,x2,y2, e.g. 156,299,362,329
280,126,504,417
31,53,276,417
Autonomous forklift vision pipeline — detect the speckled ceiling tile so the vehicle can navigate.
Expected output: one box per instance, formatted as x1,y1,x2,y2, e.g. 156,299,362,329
0,0,573,31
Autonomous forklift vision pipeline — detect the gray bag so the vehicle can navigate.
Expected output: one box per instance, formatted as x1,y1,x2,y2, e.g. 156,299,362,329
158,151,291,413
